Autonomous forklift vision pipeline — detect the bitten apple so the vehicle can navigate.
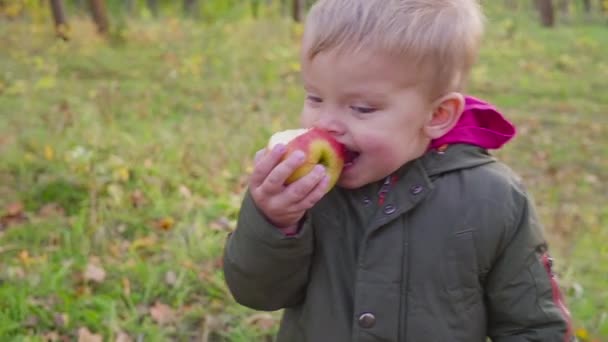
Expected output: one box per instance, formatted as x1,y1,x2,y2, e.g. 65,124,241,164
267,128,346,191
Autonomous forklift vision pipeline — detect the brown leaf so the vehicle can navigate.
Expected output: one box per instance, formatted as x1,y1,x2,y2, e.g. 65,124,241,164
122,277,131,296
23,315,39,328
178,185,192,198
130,190,146,208
153,217,175,231
165,270,177,286
77,327,103,342
149,302,176,325
39,203,65,218
43,331,61,341
245,313,276,331
209,217,233,232
6,202,24,216
1,202,27,229
54,313,69,328
115,331,133,342
83,262,106,283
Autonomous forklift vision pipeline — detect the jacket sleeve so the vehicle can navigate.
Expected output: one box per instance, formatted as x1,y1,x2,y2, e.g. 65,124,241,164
222,190,314,311
485,194,574,342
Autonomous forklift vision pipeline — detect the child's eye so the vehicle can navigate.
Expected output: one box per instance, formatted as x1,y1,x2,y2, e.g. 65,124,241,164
351,106,376,114
306,95,323,103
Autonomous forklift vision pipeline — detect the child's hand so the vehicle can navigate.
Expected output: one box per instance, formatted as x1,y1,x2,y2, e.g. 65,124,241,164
249,144,330,231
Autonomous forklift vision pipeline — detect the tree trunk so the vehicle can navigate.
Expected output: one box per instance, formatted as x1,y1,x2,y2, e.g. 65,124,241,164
88,0,109,34
558,0,570,20
147,0,158,17
537,0,555,26
292,0,304,22
125,0,135,15
183,0,197,17
251,0,260,18
50,0,69,40
582,0,592,12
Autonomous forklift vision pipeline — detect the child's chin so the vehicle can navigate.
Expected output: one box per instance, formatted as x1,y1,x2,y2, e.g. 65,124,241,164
336,175,365,189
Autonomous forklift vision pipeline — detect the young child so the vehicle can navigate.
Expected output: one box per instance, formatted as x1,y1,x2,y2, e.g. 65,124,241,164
223,0,573,341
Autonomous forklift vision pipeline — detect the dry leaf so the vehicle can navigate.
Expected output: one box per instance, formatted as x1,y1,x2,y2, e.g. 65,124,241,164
54,313,69,327
39,203,65,218
178,185,192,198
122,277,131,296
42,331,61,341
165,270,177,286
245,313,276,331
209,217,233,232
1,202,27,229
6,202,24,216
149,302,175,325
115,331,133,342
23,315,39,328
153,217,175,231
130,190,146,208
84,262,106,283
77,327,103,342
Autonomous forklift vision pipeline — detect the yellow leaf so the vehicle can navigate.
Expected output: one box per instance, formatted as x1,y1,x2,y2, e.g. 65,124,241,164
114,167,130,182
18,250,31,265
130,236,157,251
35,76,56,90
576,328,589,340
122,277,131,296
44,145,54,160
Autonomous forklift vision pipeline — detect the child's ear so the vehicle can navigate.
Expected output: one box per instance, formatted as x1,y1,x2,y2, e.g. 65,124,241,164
424,92,465,139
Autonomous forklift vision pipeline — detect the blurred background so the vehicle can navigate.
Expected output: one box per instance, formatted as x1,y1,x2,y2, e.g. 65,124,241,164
0,0,606,341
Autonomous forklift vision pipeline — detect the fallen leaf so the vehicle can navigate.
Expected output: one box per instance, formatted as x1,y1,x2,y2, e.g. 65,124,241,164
130,190,146,208
78,327,103,342
122,277,131,296
245,313,276,331
39,203,65,218
178,185,192,198
83,262,106,283
18,250,31,265
115,331,133,342
153,217,175,231
1,202,27,229
43,331,61,341
6,202,24,216
54,313,69,328
23,315,39,328
165,270,177,286
149,302,175,325
209,217,233,232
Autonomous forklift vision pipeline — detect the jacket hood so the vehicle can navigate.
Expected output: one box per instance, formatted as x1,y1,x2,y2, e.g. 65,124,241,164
430,95,516,150
420,144,497,179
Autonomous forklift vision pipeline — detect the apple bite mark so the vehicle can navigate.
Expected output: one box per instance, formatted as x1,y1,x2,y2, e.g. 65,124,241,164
343,149,360,170
267,128,346,192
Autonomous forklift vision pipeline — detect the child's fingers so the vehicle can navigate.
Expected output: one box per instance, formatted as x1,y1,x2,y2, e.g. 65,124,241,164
282,164,326,205
250,145,285,187
260,150,306,195
294,174,330,211
253,148,267,165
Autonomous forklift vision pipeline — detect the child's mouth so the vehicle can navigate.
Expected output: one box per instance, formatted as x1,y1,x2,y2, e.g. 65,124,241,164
344,149,360,170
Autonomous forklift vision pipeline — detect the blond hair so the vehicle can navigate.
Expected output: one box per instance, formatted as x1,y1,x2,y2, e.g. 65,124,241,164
303,0,485,98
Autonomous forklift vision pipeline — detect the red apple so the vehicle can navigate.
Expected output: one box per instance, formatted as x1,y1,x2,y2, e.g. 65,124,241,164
267,128,346,191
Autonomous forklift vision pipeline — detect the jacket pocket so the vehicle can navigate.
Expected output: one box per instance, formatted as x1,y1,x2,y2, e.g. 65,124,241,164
442,229,482,310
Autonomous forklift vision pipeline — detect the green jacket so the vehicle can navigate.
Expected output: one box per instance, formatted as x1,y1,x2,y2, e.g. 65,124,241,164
223,144,572,341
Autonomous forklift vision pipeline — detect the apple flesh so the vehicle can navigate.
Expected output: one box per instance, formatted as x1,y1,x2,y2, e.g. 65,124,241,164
267,128,346,191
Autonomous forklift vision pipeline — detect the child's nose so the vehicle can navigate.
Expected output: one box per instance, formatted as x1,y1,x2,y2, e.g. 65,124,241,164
312,109,345,135
314,116,345,135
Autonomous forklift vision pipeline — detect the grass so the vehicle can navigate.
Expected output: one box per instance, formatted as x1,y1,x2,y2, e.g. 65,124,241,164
1,4,607,341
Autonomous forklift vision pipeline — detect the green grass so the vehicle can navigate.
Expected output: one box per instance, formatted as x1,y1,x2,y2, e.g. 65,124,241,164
1,5,607,341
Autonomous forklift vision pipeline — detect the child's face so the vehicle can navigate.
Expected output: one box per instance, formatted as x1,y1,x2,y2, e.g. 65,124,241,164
300,49,434,189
